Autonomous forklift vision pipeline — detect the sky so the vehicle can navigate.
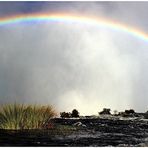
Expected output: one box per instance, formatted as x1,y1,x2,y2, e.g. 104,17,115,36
0,1,148,115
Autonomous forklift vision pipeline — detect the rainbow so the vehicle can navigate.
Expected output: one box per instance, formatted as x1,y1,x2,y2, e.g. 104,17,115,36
0,13,148,42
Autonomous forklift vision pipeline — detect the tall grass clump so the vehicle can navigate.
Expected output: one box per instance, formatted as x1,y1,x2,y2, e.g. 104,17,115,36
0,103,56,130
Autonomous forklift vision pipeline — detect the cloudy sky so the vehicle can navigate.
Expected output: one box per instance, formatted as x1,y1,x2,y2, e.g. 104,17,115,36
0,1,148,115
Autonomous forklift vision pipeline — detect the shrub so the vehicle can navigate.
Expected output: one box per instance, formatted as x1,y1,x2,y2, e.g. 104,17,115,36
125,109,135,114
99,108,111,115
60,112,71,118
0,103,56,130
71,109,79,118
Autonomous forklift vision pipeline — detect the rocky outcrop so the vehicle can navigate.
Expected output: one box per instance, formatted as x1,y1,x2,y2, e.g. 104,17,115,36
1,118,148,146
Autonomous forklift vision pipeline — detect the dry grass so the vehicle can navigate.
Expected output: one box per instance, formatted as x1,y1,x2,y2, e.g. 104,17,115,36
0,103,56,130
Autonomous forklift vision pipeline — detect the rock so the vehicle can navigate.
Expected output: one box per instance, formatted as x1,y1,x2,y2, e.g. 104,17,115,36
1,118,148,146
73,122,86,127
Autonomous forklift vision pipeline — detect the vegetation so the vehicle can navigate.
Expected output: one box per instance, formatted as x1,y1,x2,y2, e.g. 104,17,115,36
99,108,111,115
125,109,135,114
2,103,148,130
60,112,71,118
0,103,56,130
60,109,79,118
71,109,79,118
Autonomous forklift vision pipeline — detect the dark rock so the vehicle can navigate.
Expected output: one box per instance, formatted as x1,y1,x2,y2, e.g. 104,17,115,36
1,118,148,146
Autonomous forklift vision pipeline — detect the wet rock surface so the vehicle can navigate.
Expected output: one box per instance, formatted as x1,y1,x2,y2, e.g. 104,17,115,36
0,118,148,146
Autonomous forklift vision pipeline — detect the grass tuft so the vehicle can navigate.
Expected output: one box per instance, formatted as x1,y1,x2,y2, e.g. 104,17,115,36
0,103,56,130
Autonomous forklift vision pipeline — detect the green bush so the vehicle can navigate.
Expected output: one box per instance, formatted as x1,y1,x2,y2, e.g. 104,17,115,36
0,103,56,130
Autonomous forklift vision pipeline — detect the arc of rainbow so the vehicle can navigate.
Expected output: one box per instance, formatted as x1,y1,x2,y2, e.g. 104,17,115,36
0,13,148,42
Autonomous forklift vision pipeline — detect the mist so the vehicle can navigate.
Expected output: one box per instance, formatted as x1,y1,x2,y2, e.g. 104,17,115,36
0,2,148,115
